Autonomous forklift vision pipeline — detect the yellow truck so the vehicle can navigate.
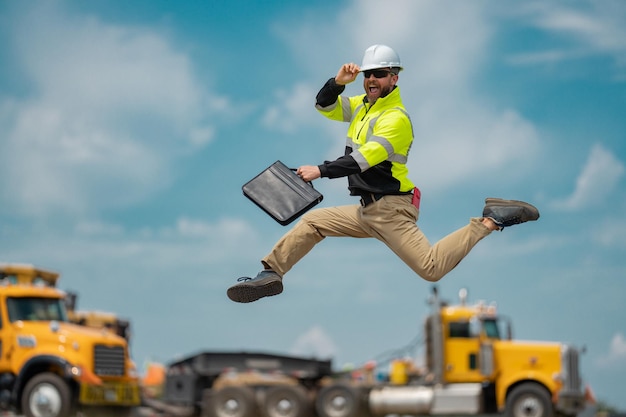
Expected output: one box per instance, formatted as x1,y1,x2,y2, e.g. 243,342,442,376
313,287,591,417
64,291,131,343
0,263,140,417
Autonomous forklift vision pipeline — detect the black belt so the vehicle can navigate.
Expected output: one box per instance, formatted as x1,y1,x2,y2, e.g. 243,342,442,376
360,193,386,207
360,192,413,207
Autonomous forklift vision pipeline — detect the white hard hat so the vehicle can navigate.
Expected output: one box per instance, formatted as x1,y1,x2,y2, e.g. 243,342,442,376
360,44,403,72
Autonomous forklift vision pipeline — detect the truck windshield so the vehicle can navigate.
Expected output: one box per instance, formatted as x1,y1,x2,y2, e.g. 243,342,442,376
6,297,68,322
482,318,500,339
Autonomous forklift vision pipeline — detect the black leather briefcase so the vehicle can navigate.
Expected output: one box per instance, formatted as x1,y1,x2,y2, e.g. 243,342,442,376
242,160,324,226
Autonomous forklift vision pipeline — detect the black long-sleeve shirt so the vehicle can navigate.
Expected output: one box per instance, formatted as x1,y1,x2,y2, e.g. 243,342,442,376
315,78,362,180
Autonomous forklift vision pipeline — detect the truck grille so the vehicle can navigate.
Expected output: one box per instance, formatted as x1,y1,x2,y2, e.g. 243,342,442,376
558,345,585,415
562,346,581,390
94,345,126,376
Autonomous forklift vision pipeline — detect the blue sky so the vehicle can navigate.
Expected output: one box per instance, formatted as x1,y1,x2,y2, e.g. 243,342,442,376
1,0,625,410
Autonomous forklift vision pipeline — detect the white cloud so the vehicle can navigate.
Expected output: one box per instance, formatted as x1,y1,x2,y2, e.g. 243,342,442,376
262,83,319,133
551,144,624,211
4,216,260,274
174,217,252,241
409,104,540,191
189,126,215,147
290,325,338,359
593,218,626,248
0,4,227,217
509,1,626,77
596,332,626,368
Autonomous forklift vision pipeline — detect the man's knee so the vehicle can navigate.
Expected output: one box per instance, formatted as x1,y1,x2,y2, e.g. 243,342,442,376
409,262,445,282
420,273,444,283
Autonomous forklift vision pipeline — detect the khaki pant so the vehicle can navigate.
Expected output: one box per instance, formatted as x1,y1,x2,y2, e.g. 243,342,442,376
262,194,492,281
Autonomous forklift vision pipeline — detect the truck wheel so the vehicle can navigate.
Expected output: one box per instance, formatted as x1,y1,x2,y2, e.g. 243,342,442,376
505,383,554,417
206,386,257,417
262,385,310,417
315,384,368,417
21,373,72,417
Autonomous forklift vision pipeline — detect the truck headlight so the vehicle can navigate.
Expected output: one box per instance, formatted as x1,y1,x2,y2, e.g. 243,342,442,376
70,366,82,377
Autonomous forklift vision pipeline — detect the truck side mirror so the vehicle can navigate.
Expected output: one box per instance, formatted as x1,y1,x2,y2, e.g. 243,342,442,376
64,292,77,311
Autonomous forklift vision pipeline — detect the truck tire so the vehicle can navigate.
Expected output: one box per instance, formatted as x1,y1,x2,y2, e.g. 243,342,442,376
21,373,73,417
315,384,369,417
505,383,554,417
262,385,311,417
205,386,257,417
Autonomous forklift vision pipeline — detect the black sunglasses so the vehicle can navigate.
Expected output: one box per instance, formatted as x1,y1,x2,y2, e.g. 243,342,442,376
362,69,393,79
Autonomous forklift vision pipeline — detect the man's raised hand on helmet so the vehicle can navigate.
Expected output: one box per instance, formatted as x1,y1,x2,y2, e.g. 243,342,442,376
335,63,360,85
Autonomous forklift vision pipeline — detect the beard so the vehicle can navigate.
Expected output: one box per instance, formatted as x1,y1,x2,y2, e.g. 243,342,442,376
366,84,395,103
379,85,394,99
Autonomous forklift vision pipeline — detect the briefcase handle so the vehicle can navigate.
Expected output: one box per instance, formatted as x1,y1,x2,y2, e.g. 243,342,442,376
288,167,317,188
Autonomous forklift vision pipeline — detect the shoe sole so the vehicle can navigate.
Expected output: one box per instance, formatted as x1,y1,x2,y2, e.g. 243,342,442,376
227,280,284,303
484,198,540,220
